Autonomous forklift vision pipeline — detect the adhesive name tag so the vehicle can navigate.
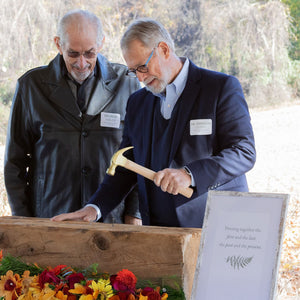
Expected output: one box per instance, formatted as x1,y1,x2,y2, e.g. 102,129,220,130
190,119,212,135
100,112,121,128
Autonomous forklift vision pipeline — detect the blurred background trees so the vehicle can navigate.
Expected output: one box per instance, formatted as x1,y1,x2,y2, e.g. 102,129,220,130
0,0,299,108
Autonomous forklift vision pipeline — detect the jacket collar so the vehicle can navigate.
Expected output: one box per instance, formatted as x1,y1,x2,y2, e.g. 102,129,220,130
42,54,119,117
97,54,119,84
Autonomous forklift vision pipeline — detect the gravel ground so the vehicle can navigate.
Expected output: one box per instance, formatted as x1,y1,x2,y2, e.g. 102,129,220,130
0,103,299,298
247,104,300,299
247,104,300,202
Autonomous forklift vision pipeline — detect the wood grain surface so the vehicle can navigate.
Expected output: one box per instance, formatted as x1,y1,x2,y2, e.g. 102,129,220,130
0,216,201,299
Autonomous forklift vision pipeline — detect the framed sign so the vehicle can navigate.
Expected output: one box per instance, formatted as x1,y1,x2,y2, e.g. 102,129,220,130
191,191,289,300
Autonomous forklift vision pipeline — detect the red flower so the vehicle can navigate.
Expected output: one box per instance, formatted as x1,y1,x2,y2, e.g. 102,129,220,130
142,287,161,300
117,291,133,300
4,279,16,291
38,270,60,288
110,269,137,292
147,291,161,300
66,273,85,289
142,287,154,295
52,265,68,275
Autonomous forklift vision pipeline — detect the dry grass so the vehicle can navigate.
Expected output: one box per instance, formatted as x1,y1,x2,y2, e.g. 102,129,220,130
0,103,299,298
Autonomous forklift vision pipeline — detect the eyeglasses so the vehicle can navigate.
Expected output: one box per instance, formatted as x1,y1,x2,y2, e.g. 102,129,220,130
126,48,155,77
67,50,97,59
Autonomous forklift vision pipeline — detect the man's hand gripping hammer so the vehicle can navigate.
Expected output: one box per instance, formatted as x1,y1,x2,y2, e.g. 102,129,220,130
106,146,193,198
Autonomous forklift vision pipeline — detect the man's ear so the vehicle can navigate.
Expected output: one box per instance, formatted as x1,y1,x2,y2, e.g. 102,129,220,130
54,36,63,55
157,41,170,59
97,35,106,52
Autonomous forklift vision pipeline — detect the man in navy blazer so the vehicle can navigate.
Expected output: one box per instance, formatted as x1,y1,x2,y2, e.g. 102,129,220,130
52,18,256,228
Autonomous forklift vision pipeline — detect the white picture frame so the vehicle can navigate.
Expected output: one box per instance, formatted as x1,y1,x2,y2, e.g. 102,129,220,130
191,191,289,300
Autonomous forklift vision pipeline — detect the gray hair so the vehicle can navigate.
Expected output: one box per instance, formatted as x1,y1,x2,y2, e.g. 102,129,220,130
57,9,104,47
120,18,175,52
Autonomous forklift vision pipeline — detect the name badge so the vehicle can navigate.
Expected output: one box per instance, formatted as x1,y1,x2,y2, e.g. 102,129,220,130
190,119,212,135
100,112,121,128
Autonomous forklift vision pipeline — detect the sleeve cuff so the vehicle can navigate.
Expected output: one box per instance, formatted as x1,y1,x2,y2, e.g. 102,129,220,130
184,166,196,187
86,204,102,221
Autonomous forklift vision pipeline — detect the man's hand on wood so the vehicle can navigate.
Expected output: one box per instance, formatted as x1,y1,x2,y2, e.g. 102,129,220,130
51,206,97,222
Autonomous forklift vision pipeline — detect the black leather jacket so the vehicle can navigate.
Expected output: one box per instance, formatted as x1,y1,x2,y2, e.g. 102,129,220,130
4,54,141,221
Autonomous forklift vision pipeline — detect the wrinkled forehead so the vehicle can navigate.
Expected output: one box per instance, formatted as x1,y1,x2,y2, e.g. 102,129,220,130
63,19,98,45
63,27,98,51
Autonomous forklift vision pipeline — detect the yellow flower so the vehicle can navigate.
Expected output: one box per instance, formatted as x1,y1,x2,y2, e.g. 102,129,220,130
41,283,56,300
79,295,94,300
161,293,168,299
20,270,33,295
18,290,34,300
24,275,41,298
138,293,148,300
69,283,88,294
91,278,114,299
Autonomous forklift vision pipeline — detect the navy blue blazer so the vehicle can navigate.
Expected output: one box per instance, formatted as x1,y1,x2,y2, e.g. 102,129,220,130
89,60,256,228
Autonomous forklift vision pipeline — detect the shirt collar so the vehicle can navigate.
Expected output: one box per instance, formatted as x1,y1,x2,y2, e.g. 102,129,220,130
171,57,189,96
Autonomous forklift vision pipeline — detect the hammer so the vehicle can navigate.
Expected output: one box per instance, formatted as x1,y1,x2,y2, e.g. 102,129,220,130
106,146,193,198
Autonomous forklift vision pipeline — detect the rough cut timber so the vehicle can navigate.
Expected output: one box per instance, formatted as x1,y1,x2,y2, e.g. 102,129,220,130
0,216,201,300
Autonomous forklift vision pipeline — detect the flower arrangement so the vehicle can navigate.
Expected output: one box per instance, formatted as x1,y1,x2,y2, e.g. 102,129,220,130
0,250,185,300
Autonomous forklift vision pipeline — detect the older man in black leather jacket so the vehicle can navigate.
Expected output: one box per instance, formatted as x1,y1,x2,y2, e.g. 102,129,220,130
4,10,141,224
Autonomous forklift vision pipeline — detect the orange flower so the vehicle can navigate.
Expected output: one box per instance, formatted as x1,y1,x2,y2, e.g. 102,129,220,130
68,283,88,294
56,290,68,300
127,294,135,300
0,270,22,300
0,249,3,261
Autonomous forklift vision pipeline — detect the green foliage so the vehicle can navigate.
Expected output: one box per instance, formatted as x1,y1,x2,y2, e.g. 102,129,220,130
288,60,300,97
137,278,185,300
282,0,300,60
0,253,43,276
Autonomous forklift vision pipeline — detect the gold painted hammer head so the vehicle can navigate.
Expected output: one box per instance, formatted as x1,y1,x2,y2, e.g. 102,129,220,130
106,146,134,176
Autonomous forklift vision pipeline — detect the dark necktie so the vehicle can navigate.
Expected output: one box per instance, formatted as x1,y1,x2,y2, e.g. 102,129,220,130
76,80,90,112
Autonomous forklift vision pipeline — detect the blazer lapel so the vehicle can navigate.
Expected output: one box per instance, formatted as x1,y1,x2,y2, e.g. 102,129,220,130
168,62,202,164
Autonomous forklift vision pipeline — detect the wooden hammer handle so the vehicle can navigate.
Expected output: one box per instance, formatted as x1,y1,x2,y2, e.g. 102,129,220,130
124,159,193,198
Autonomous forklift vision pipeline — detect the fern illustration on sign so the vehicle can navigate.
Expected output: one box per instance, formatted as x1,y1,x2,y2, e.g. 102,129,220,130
226,255,253,270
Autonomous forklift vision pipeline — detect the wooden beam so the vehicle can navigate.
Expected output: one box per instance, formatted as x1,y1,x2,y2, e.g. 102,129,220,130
0,216,201,299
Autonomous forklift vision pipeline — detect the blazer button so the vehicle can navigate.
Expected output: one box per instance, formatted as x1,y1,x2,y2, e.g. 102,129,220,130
81,168,88,175
82,131,88,137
